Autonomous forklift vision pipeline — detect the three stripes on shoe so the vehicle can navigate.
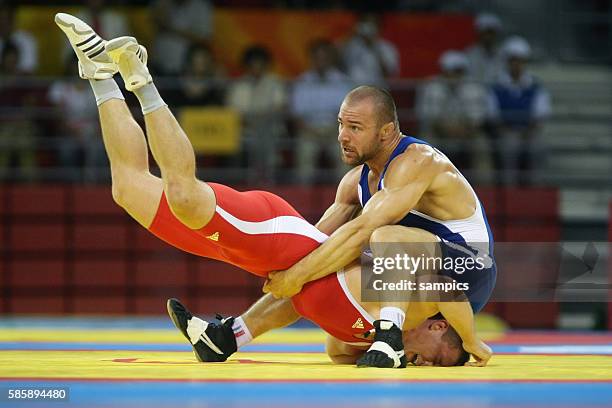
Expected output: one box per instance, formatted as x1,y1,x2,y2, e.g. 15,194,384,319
76,33,105,60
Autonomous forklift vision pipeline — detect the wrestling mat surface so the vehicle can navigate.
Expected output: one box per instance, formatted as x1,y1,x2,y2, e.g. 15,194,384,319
0,317,610,407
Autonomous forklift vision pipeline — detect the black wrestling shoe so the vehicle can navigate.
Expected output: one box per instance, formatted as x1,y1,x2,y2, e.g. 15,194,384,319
356,320,407,368
166,298,237,362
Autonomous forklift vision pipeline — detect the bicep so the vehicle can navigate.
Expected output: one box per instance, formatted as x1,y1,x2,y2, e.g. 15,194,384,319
315,166,362,234
315,203,360,236
360,184,427,227
361,149,438,227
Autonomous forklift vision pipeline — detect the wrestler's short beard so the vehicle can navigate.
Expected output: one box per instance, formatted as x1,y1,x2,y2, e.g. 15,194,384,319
350,141,380,166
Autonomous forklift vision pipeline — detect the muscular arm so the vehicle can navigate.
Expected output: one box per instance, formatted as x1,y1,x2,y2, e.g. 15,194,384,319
265,145,443,297
315,166,362,236
437,300,492,366
436,299,477,346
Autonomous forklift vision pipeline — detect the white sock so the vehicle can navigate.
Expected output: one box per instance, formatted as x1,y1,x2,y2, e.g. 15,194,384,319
231,316,253,349
133,82,167,115
88,78,124,106
380,306,405,329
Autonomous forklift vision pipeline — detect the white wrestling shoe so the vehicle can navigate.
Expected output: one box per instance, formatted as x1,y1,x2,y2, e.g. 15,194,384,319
105,36,152,92
54,12,117,80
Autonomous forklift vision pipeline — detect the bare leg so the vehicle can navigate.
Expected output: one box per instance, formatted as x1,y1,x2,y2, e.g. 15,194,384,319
97,98,162,227
106,39,216,230
354,226,440,368
240,294,300,338
326,335,367,364
142,106,215,229
369,225,440,327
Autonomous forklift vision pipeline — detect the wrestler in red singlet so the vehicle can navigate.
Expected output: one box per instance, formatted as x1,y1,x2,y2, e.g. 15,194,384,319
148,183,327,277
148,182,375,344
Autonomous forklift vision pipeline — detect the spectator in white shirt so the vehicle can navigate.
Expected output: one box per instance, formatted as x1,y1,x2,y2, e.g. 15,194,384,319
342,13,399,87
227,45,287,182
48,55,102,181
0,2,38,74
291,40,353,184
77,0,129,39
151,0,213,75
465,13,504,85
417,50,489,176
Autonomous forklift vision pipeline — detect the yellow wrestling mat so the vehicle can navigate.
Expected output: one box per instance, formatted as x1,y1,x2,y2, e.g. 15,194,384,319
1,326,611,381
2,350,612,382
1,319,611,408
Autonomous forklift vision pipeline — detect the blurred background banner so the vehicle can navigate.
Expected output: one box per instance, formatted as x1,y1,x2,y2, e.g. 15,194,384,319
180,107,240,154
14,7,473,77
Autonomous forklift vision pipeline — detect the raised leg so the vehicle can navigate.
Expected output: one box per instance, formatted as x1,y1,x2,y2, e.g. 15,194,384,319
106,37,216,230
142,106,215,228
97,98,163,227
54,13,164,228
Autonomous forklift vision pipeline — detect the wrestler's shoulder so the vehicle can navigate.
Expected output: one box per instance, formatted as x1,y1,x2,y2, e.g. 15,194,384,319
335,165,363,202
389,144,439,175
335,165,361,188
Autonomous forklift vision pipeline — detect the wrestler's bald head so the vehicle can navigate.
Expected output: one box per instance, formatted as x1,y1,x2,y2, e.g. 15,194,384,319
343,85,399,130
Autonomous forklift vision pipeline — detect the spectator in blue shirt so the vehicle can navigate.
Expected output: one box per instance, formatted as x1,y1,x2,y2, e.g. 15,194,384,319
487,36,551,185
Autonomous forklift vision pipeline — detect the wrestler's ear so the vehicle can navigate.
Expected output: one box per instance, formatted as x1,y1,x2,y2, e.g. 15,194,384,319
428,320,449,332
379,121,395,140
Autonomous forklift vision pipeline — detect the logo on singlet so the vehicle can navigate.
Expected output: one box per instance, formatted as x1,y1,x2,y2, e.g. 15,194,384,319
352,317,364,330
206,232,220,241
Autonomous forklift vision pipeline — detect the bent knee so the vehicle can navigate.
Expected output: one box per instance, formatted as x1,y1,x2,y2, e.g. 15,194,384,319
164,178,215,229
325,336,364,365
370,225,437,244
326,344,361,365
111,177,131,209
165,178,197,215
111,171,164,228
328,353,360,365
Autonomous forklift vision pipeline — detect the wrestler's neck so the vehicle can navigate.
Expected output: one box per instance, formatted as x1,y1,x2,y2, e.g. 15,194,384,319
366,133,403,177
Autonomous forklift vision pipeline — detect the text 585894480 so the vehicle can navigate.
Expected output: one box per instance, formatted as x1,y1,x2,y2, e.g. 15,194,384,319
2,387,69,401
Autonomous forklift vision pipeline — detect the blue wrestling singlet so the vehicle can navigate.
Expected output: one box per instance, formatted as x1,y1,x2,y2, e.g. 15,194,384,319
358,136,497,312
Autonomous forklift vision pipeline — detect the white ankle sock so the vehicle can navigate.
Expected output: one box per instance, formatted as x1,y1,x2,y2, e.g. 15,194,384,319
380,306,405,329
231,316,253,349
133,82,167,115
88,78,124,106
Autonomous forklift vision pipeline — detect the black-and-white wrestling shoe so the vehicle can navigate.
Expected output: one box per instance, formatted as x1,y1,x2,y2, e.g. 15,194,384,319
356,320,407,368
55,12,117,80
55,13,148,81
166,298,237,362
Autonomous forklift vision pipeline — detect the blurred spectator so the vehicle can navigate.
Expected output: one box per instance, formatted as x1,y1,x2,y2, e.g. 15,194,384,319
465,13,503,85
416,50,489,174
151,0,213,75
48,55,103,182
227,45,286,182
0,1,38,74
0,42,39,180
77,0,129,39
342,13,399,86
487,36,552,185
173,44,225,106
290,39,352,184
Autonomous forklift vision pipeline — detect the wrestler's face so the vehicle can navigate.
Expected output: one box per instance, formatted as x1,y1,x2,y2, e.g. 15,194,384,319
337,99,383,166
402,319,464,366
